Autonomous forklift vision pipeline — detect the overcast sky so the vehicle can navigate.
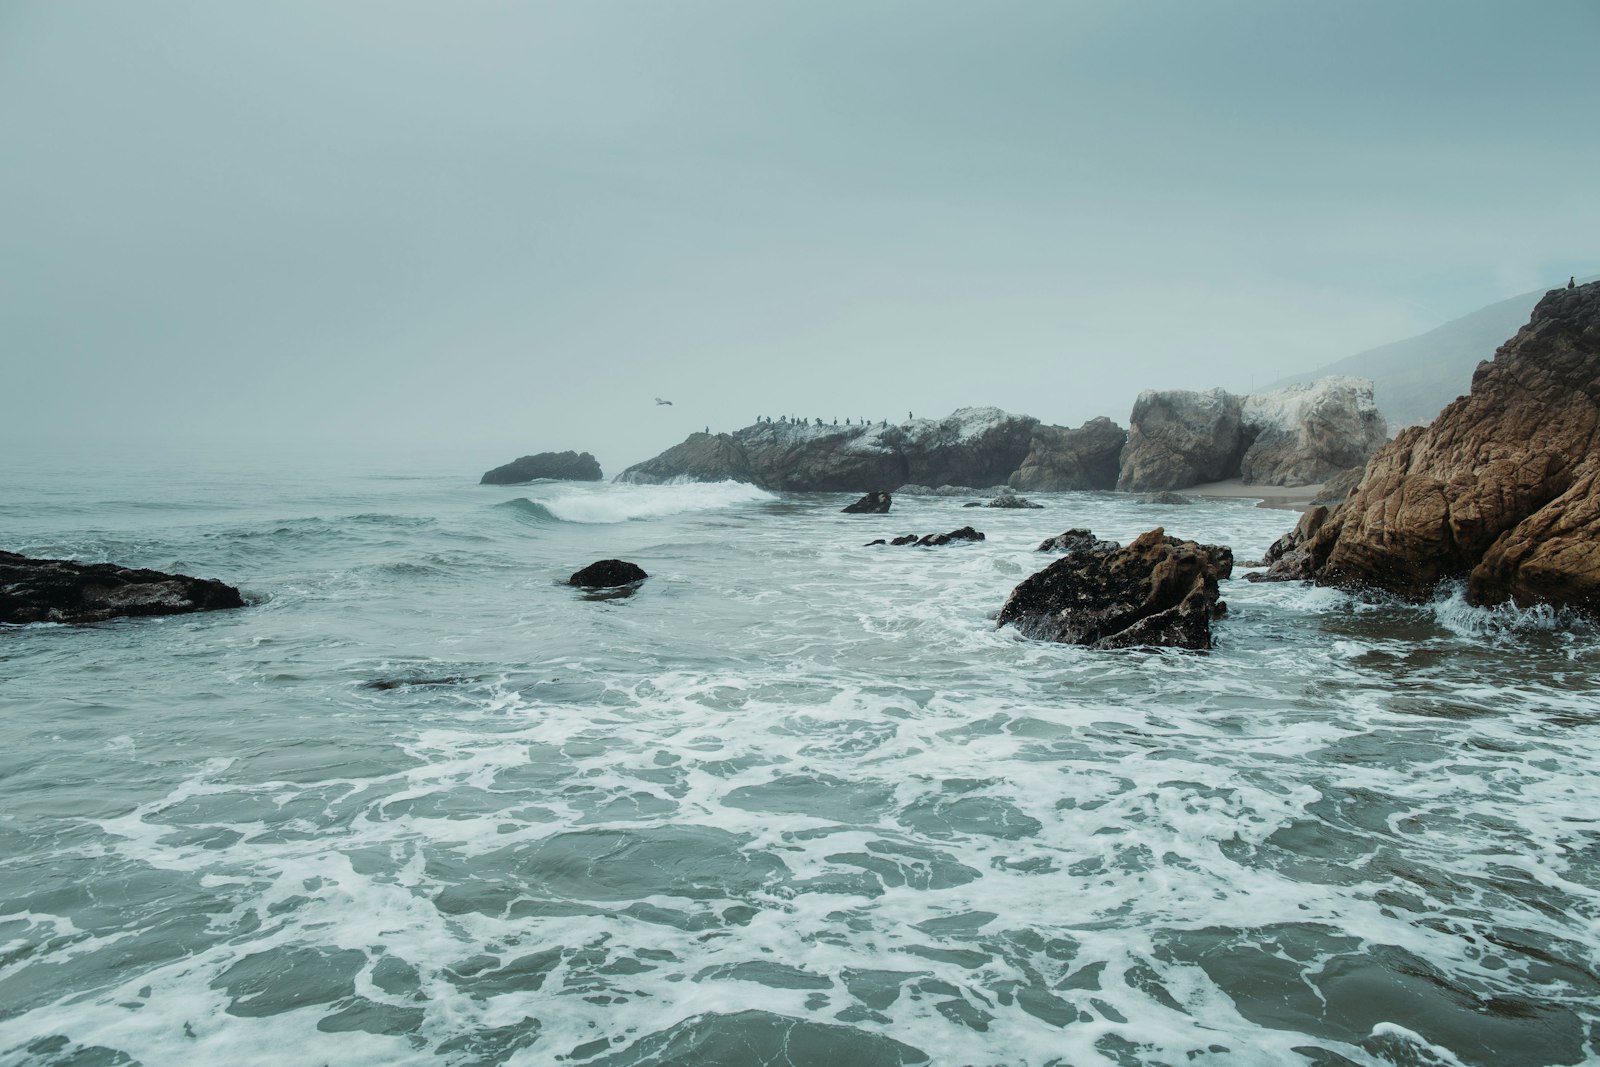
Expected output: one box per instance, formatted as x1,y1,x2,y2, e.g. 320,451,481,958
4,1,1596,474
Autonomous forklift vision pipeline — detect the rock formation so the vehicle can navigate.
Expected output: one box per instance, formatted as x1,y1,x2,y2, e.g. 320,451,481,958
569,560,649,589
1238,378,1388,485
997,529,1234,650
0,552,245,625
618,409,1037,492
1117,388,1246,492
1117,379,1387,492
1037,529,1120,554
1258,282,1600,612
1008,417,1127,492
481,451,603,485
1310,466,1365,508
963,488,1043,509
865,527,986,547
841,491,892,514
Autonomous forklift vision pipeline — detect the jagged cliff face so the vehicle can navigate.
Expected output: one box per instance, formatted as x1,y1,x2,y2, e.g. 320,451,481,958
1295,281,1600,610
617,408,1038,492
1117,379,1388,492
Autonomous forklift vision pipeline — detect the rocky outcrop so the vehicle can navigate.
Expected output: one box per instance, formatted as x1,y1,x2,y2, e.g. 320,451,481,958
569,560,648,588
1247,505,1334,579
0,552,244,625
1117,389,1246,492
1238,378,1387,485
1138,492,1194,506
610,434,756,486
1009,417,1127,492
1117,379,1387,492
481,451,602,484
842,491,891,514
619,409,1038,492
1259,282,1600,611
997,528,1233,650
866,527,986,547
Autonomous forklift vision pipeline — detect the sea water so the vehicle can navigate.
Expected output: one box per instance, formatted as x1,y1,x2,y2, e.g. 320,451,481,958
1,447,1597,1066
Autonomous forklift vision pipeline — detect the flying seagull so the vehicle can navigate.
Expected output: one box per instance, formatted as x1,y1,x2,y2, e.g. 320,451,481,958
655,397,673,406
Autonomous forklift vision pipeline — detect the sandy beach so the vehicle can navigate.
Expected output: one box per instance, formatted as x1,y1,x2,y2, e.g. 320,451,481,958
1183,477,1323,510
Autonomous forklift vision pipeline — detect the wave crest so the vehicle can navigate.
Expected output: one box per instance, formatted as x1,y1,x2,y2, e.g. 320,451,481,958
499,481,774,524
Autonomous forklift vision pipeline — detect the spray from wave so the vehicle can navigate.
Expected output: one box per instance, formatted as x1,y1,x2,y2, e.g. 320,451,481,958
1430,581,1593,639
496,481,775,524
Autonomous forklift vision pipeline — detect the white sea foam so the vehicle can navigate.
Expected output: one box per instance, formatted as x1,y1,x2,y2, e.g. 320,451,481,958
3,474,1597,1066
528,479,774,523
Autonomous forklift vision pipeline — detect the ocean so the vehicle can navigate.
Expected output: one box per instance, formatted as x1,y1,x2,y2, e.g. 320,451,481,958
2,447,1597,1066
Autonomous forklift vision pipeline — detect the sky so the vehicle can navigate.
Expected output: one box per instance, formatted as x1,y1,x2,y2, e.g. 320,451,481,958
3,1,1597,475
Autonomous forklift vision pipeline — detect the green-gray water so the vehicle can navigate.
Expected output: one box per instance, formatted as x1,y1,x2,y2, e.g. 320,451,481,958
3,452,1597,1065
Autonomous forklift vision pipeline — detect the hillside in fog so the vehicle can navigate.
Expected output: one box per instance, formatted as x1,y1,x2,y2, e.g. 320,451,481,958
1271,275,1598,429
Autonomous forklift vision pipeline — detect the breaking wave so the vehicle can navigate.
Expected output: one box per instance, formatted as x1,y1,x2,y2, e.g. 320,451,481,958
499,481,774,524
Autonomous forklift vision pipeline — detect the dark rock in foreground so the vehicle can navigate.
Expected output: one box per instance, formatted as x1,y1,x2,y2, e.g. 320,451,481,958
481,451,602,485
866,527,986,547
569,559,649,588
1246,505,1333,579
842,491,892,514
1258,281,1600,612
0,551,245,625
997,528,1233,650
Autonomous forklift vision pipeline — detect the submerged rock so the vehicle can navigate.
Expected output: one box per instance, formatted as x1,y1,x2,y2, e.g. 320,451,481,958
569,559,649,589
1037,528,1120,555
0,551,245,625
997,528,1233,650
480,450,602,484
1138,491,1194,505
868,528,986,548
963,492,1043,509
842,491,892,514
1259,281,1600,612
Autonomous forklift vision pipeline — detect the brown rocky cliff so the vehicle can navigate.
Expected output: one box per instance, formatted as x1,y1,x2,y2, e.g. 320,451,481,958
1281,280,1600,610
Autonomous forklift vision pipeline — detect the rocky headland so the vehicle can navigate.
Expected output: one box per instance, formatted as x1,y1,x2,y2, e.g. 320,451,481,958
619,379,1383,497
1255,281,1600,613
618,408,1038,492
1,552,245,625
481,451,603,485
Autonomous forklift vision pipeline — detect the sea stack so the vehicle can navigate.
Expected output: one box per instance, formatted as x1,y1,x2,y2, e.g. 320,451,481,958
481,451,603,485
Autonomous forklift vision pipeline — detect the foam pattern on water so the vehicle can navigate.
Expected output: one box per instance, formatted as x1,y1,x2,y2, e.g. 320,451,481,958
2,471,1598,1066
